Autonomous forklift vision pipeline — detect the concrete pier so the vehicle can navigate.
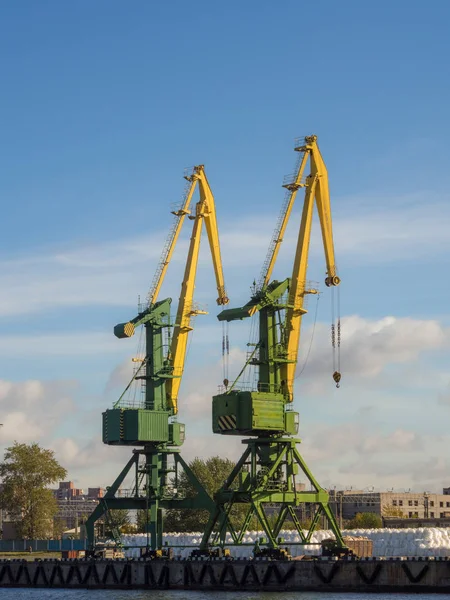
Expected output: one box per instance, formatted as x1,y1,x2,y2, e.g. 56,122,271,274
1,557,450,592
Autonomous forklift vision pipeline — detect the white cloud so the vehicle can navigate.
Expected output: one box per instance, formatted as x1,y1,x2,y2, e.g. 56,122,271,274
408,456,450,487
0,197,450,320
0,379,76,444
50,437,130,471
438,383,450,406
1,412,44,441
105,358,135,392
340,315,447,375
357,429,423,455
50,437,80,464
0,332,127,358
297,315,449,391
299,421,450,491
330,200,450,263
49,436,133,488
301,423,363,463
0,233,166,318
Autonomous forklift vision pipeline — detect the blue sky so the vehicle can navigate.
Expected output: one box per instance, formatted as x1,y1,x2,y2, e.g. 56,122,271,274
1,1,450,492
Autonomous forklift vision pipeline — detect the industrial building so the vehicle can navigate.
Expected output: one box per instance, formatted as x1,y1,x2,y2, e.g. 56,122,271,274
52,481,105,531
329,488,450,525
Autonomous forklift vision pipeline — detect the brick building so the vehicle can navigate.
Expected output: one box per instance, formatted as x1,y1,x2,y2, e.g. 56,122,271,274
52,481,105,531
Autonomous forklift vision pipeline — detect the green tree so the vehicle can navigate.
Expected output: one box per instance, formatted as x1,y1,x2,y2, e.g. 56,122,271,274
382,505,405,518
53,518,67,539
104,509,131,536
136,509,151,533
143,456,247,533
0,442,67,539
347,512,382,529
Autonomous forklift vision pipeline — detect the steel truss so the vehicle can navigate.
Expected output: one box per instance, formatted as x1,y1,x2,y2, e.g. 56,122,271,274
200,437,345,550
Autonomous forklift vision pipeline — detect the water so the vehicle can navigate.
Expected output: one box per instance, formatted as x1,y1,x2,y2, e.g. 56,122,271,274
0,592,448,600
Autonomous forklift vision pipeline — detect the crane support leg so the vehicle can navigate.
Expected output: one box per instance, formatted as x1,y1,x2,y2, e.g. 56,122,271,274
86,445,215,551
200,437,345,553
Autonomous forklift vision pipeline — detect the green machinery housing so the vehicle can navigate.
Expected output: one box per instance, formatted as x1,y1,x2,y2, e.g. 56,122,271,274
103,299,185,447
212,279,299,437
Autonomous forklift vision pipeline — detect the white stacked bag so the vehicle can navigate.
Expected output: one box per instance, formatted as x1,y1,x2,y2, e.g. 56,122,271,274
120,527,450,558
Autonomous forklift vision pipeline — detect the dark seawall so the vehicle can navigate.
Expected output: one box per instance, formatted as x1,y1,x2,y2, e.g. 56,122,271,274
1,557,450,592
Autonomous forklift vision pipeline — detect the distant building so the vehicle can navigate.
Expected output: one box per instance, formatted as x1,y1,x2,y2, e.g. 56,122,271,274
51,481,105,531
329,488,450,524
87,487,104,499
383,516,450,528
52,481,84,500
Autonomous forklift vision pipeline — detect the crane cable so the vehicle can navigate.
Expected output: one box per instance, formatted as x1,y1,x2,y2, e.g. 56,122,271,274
295,291,320,380
331,283,341,388
222,320,230,388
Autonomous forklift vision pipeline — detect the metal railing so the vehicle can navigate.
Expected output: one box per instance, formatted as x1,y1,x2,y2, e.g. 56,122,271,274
217,382,284,395
0,539,88,552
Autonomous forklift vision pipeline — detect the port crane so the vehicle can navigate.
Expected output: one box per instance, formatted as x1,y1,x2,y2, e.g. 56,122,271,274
200,135,345,555
85,165,228,553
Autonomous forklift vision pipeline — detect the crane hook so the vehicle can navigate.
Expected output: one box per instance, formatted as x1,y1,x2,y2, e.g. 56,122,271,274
333,371,341,388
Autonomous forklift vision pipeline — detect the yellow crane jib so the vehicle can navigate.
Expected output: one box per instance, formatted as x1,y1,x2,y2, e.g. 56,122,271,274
213,134,342,442
280,136,342,397
166,166,229,414
112,164,228,419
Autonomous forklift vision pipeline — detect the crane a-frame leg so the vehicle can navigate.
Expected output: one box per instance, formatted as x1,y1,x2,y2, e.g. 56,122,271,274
85,445,215,552
200,437,345,552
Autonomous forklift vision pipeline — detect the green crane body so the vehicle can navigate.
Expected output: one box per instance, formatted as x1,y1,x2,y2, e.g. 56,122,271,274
85,297,215,551
85,163,229,553
202,278,345,552
103,299,184,446
212,279,299,437
200,137,346,553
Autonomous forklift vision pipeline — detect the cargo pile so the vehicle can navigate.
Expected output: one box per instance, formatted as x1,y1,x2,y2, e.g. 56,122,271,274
119,527,450,558
322,535,373,557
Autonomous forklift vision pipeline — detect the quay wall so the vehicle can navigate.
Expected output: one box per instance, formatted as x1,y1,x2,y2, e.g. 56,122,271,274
1,557,450,592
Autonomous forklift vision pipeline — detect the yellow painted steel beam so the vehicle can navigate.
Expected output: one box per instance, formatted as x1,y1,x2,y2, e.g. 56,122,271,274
149,177,198,306
263,151,309,287
197,168,229,306
281,175,317,401
308,139,340,287
166,166,229,414
280,136,340,401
